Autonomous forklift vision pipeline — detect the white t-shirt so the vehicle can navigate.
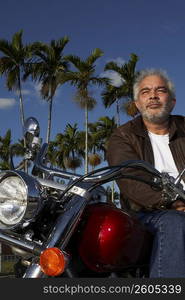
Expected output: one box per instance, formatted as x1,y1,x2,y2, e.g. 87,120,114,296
148,131,185,189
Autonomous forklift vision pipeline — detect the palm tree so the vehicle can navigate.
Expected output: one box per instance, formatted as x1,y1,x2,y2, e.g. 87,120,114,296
87,116,117,170
61,48,108,173
95,116,117,157
52,123,84,173
0,130,24,170
102,53,139,123
0,30,31,131
46,140,59,168
88,122,102,170
24,36,69,143
0,129,12,170
95,116,118,204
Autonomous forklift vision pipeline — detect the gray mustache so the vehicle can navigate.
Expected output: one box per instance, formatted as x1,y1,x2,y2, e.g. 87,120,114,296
147,101,161,105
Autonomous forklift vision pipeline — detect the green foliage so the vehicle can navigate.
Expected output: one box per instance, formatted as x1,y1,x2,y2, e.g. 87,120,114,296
47,123,84,172
102,53,139,120
63,48,107,109
46,116,117,172
0,30,32,128
0,130,24,170
26,36,69,100
0,30,31,90
62,48,108,173
0,30,139,175
24,36,70,143
1,260,15,274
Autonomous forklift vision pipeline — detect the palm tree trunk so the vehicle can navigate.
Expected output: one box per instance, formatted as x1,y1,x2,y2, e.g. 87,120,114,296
18,74,25,130
18,73,28,172
46,98,53,143
85,104,88,174
116,99,120,126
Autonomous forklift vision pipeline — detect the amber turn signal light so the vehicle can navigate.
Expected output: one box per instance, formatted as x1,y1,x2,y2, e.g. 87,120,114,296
40,247,66,276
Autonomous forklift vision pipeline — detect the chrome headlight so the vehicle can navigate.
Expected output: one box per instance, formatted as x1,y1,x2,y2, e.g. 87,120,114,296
0,171,42,229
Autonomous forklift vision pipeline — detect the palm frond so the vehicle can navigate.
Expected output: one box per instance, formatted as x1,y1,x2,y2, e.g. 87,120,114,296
90,76,109,86
58,71,80,84
12,30,23,51
7,69,18,90
66,55,87,71
104,61,122,73
74,90,97,110
102,53,139,117
102,84,119,107
122,100,138,117
0,39,14,58
54,36,69,49
0,57,15,74
86,48,104,65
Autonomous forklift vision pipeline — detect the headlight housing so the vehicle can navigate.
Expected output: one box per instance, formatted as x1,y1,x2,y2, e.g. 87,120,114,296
0,170,42,229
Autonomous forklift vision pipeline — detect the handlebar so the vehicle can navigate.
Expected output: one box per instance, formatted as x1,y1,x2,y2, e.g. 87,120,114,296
33,143,162,183
9,142,185,203
32,143,185,204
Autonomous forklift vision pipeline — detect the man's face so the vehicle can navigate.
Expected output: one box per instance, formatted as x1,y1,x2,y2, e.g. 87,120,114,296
135,75,176,124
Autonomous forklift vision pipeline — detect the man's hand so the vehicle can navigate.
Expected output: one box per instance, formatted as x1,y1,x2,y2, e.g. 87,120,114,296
171,199,185,211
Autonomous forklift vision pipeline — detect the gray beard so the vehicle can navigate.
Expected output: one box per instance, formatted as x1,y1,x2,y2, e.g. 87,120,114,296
140,101,174,124
141,110,170,124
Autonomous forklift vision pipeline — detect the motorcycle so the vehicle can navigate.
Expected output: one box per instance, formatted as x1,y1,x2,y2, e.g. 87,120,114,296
0,117,185,278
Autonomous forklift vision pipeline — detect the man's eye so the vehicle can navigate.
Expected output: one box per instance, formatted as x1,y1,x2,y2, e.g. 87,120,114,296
157,88,167,93
141,90,149,94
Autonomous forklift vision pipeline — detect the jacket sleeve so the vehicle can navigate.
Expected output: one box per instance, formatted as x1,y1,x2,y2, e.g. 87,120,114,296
106,129,165,211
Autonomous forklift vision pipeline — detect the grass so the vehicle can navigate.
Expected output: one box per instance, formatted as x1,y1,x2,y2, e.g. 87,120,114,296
1,260,15,273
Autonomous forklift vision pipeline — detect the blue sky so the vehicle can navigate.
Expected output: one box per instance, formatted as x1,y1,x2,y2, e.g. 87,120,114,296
0,0,185,156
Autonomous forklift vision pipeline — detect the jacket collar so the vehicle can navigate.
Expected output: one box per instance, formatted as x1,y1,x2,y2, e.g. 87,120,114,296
131,115,183,140
131,115,148,138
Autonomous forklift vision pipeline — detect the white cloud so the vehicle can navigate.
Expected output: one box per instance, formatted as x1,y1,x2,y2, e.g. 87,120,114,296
107,57,125,67
0,98,16,109
15,89,31,96
100,70,124,87
34,82,42,96
21,89,31,96
100,56,125,87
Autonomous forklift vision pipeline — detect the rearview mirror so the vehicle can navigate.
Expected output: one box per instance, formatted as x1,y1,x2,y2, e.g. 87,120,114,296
24,117,41,150
24,117,40,138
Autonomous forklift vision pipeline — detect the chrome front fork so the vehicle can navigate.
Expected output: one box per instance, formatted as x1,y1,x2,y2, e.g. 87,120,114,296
23,263,45,278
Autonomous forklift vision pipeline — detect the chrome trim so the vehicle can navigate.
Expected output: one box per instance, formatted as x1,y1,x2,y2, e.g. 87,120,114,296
69,186,90,197
0,230,42,255
11,246,33,258
23,193,90,278
44,194,90,249
23,263,45,278
34,143,121,182
37,177,89,197
0,170,42,229
37,178,67,191
35,144,161,184
34,143,80,180
24,117,40,138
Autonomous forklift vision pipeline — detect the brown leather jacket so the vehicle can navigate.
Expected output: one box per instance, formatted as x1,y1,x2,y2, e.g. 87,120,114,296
107,115,185,212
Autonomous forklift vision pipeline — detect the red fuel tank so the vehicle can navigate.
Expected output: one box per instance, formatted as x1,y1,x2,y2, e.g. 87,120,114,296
76,203,152,273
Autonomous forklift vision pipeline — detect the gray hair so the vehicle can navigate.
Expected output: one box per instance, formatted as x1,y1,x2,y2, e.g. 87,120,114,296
133,69,176,100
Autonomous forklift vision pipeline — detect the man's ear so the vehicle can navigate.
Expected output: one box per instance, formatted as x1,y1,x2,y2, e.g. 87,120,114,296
126,100,138,117
134,100,139,109
172,98,176,108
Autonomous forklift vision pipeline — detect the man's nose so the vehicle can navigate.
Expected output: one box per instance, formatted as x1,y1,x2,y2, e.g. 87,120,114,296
149,90,159,99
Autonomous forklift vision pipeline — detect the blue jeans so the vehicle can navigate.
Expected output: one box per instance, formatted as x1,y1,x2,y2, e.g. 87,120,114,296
137,209,185,278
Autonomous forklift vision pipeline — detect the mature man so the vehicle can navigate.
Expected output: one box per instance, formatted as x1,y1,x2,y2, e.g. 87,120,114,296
107,69,185,277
